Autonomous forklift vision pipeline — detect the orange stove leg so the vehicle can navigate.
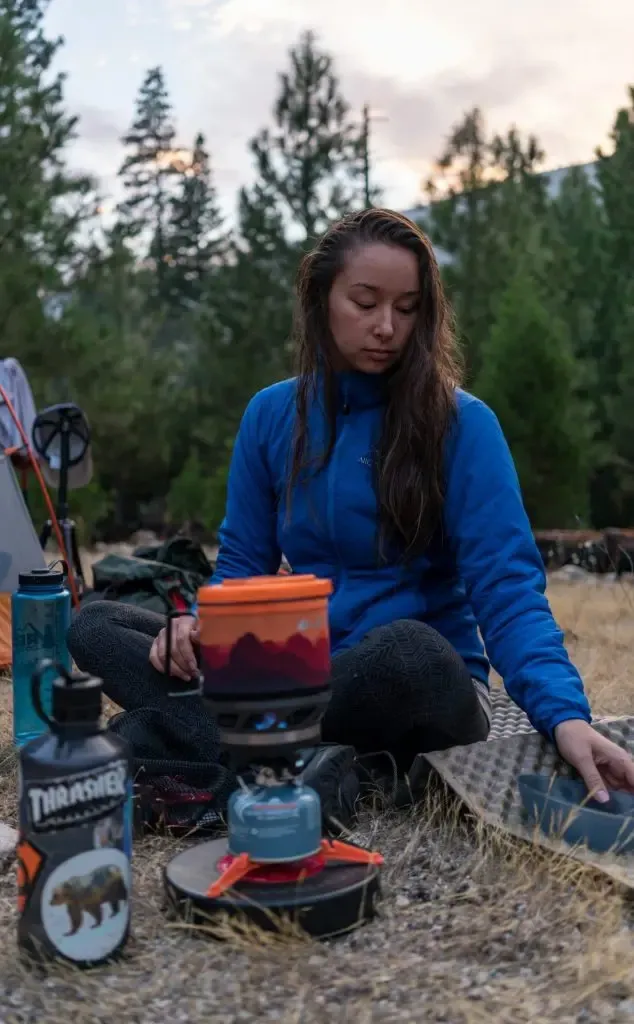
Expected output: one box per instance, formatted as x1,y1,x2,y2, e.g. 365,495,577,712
206,853,258,898
320,839,384,866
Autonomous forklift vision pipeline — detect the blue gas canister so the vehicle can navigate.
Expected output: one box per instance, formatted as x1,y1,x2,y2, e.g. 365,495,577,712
227,781,322,863
11,567,72,747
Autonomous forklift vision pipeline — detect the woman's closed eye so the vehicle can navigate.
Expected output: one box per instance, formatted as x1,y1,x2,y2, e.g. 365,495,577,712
353,300,419,315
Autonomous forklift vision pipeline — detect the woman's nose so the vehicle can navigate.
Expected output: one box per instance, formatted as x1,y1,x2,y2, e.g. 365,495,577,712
374,307,395,340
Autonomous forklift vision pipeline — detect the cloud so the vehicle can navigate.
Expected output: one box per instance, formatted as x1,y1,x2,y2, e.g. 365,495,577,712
54,0,634,220
159,0,624,195
342,57,558,166
162,16,560,211
74,105,124,150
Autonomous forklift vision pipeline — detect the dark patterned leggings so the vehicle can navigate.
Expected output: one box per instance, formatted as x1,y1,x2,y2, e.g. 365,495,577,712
67,601,490,771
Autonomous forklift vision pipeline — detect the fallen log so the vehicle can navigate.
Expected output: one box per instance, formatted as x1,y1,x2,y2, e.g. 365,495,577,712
535,528,634,575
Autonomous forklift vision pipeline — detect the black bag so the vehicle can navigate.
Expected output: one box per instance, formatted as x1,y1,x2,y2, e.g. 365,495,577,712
107,706,361,838
107,705,234,836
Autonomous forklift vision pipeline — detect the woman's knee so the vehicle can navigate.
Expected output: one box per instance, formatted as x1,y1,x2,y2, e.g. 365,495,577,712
364,618,470,681
364,618,480,710
66,600,117,669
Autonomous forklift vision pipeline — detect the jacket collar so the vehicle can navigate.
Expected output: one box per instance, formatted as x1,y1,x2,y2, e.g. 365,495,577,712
311,366,389,413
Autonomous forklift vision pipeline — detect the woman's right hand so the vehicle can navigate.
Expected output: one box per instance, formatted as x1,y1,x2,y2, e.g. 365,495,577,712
149,615,200,680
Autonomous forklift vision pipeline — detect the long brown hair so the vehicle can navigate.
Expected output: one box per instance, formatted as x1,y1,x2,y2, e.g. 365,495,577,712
287,208,463,560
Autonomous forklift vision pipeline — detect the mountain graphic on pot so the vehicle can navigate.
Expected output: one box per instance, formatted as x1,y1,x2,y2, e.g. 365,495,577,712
197,575,333,697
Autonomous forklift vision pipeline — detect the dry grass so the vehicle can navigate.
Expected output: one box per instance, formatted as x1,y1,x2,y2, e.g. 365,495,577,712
1,575,634,1022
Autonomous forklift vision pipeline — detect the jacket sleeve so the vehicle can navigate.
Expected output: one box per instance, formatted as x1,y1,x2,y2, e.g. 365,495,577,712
443,396,591,740
207,391,282,589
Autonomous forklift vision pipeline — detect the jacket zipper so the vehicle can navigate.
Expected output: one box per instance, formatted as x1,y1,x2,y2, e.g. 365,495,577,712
327,386,350,570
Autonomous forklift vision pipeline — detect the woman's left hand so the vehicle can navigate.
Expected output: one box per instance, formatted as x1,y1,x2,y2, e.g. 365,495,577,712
554,719,634,803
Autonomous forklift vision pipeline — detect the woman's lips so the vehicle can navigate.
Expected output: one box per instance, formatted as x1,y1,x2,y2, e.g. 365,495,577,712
363,349,394,363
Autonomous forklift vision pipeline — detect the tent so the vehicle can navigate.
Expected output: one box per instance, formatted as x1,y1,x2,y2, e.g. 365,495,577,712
1,363,81,671
0,452,47,670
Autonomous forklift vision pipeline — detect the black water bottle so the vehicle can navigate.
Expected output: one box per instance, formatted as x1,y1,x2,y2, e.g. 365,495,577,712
17,660,134,966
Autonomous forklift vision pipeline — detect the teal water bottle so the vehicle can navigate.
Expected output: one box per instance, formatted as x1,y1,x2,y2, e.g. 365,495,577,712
11,566,72,747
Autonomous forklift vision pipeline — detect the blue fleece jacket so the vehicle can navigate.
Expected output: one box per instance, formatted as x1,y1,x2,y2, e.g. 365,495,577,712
207,369,591,740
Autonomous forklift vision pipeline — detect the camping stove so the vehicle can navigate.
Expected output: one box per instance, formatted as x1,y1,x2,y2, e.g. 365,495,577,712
162,578,383,939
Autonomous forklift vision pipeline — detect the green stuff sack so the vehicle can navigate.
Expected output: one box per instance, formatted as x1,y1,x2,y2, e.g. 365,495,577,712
89,536,214,614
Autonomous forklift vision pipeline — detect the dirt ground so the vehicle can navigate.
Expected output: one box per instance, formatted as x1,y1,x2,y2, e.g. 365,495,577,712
1,574,634,1023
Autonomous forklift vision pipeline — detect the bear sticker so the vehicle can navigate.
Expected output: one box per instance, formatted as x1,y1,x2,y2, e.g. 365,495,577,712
49,864,128,936
41,848,130,962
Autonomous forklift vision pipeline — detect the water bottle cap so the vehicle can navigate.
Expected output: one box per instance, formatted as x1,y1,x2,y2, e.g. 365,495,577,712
19,567,64,588
51,670,103,727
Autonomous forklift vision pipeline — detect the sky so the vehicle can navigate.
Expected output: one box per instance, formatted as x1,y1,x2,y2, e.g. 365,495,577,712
44,0,634,225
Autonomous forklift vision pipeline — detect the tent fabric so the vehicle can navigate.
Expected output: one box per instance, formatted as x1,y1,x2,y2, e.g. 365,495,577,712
0,454,47,670
0,359,37,455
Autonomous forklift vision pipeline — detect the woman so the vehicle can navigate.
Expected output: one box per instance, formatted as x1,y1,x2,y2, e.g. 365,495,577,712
69,207,634,802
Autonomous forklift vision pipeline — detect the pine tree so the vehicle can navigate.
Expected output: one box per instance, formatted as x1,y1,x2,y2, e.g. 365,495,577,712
248,30,370,243
603,279,634,522
549,166,607,364
595,89,634,381
424,110,547,381
164,132,228,310
166,182,299,526
474,258,592,528
0,0,95,379
489,126,546,188
426,107,491,198
191,184,295,446
61,229,179,531
423,107,495,343
590,87,634,524
596,88,634,275
237,182,290,264
117,66,181,298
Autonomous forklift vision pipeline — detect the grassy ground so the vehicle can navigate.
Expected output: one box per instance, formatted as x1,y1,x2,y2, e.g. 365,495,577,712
1,574,634,1023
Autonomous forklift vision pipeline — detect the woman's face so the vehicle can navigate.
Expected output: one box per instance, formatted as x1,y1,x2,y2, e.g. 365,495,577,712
327,242,420,374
